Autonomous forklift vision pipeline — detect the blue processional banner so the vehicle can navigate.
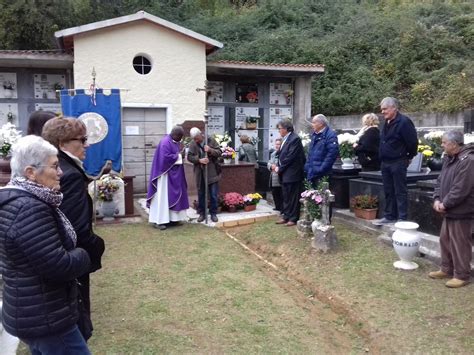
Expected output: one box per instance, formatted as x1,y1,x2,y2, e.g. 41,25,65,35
60,89,122,177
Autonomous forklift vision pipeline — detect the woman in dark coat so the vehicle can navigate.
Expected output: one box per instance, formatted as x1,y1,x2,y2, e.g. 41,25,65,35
353,113,381,171
0,135,91,353
42,117,105,342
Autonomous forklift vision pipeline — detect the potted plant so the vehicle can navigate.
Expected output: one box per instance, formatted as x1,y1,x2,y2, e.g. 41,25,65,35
221,146,236,164
337,132,357,169
245,115,260,130
96,174,123,220
422,130,445,171
213,132,232,149
222,192,244,212
243,192,262,211
350,194,378,220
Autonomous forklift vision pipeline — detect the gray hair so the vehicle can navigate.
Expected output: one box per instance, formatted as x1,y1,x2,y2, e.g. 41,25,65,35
277,118,294,132
190,127,202,138
312,114,329,127
170,125,184,136
443,130,464,146
380,97,399,110
10,135,58,178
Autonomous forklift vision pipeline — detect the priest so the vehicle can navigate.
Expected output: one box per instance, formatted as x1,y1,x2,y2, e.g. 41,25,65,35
147,126,189,230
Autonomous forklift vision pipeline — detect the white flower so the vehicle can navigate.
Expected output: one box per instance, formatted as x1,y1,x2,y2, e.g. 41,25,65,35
298,131,311,147
464,133,474,144
1,123,22,157
424,131,445,141
337,132,357,145
213,131,232,149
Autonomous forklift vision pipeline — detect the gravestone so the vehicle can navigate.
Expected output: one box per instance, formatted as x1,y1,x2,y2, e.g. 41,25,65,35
312,182,338,253
297,198,313,238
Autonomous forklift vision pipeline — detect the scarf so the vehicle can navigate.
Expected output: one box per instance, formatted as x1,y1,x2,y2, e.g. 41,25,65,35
355,125,378,142
8,177,77,246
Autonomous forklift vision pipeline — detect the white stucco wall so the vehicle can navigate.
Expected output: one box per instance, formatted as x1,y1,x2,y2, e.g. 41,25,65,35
72,21,207,127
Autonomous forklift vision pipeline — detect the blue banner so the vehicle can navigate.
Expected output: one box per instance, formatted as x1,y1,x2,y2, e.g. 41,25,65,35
60,89,122,177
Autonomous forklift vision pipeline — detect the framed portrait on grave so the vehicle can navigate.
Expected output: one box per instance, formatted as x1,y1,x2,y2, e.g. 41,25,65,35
235,83,258,103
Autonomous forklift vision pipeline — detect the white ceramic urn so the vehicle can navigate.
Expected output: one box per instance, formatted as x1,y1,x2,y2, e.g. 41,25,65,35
341,158,355,169
392,221,421,270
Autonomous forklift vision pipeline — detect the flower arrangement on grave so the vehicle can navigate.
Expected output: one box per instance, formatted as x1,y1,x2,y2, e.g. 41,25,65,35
3,81,15,90
0,122,22,158
350,194,378,210
96,174,123,201
245,115,260,124
337,132,357,159
246,91,258,102
222,192,244,210
465,133,474,144
284,89,294,98
221,146,236,159
300,179,325,220
243,193,262,206
423,130,444,159
213,132,232,148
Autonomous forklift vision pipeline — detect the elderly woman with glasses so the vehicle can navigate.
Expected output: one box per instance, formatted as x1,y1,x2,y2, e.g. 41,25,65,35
0,135,91,353
42,117,105,342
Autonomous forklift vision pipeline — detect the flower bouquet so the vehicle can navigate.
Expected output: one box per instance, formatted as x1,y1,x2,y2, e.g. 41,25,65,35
3,81,15,90
222,192,244,212
222,146,236,162
1,122,22,158
96,174,123,202
298,130,311,155
337,133,357,159
213,132,232,149
420,130,445,170
301,185,324,220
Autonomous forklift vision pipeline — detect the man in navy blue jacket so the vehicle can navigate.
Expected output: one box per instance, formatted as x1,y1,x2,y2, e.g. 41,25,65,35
304,114,339,186
377,97,418,224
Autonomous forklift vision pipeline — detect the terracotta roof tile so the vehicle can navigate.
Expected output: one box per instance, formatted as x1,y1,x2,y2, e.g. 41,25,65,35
208,60,325,69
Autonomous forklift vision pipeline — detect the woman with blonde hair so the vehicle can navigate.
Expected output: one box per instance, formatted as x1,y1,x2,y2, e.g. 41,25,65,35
353,113,380,171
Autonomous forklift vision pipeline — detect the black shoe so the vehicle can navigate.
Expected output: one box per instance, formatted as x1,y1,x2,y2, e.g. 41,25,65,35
372,218,396,226
197,215,205,223
211,214,218,223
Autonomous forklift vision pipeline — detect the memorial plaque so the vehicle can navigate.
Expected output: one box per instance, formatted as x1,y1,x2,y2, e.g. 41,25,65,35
269,83,293,105
34,74,66,100
0,72,18,99
0,103,19,126
208,106,225,135
34,103,62,113
269,107,292,129
207,81,223,103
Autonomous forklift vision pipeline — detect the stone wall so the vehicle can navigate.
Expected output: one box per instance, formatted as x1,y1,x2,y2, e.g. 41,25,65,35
326,109,472,132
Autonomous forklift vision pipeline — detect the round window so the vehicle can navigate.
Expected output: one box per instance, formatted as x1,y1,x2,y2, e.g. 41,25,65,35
133,55,152,75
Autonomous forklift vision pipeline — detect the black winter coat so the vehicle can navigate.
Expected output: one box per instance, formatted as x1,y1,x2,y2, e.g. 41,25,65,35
0,188,91,339
58,150,105,340
278,132,306,184
354,127,380,171
379,112,418,162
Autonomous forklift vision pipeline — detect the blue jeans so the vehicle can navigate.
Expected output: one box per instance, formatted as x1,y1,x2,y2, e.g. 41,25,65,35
198,181,219,215
381,159,408,220
23,325,90,355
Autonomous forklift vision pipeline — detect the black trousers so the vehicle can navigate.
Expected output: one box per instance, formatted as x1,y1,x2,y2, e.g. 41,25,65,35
281,181,302,222
271,186,283,211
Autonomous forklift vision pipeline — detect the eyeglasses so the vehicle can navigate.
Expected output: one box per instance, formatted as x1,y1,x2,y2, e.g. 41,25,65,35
70,136,88,144
33,163,62,172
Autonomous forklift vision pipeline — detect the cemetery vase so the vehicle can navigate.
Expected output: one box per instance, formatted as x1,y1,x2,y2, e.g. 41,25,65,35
392,221,421,270
246,122,257,130
223,158,232,164
341,158,355,169
354,207,378,220
101,200,117,221
0,157,12,186
244,204,256,212
427,158,443,171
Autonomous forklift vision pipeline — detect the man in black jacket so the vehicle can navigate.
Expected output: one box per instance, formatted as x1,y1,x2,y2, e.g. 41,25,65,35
376,97,418,224
273,119,306,226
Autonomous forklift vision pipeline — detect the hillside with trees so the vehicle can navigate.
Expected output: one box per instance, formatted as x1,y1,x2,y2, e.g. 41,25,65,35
0,0,472,115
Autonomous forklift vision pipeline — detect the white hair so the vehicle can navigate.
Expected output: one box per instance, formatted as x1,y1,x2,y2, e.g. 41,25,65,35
190,127,202,138
10,135,58,178
380,97,399,110
312,114,329,127
443,130,464,146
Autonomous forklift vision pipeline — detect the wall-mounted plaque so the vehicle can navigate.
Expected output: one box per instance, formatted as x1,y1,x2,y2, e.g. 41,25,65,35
0,103,19,126
0,72,18,99
207,81,224,103
208,106,225,135
269,107,292,129
235,129,259,152
235,107,259,130
34,74,66,100
269,83,293,105
34,103,62,114
268,129,281,150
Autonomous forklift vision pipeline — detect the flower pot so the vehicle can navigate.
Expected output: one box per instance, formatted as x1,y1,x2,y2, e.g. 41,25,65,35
101,200,117,221
246,122,257,130
223,158,232,164
392,221,421,270
227,206,237,213
341,157,355,169
353,207,378,220
427,158,443,171
0,157,12,186
244,204,256,212
3,89,13,99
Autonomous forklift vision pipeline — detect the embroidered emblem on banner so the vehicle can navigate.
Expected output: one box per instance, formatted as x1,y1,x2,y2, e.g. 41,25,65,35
78,112,108,144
